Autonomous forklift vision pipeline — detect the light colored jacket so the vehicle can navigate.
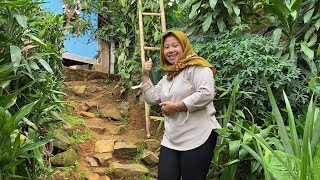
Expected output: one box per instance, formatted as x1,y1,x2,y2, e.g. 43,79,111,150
142,66,221,151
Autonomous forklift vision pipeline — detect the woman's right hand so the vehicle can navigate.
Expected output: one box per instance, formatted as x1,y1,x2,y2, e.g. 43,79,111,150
143,58,153,75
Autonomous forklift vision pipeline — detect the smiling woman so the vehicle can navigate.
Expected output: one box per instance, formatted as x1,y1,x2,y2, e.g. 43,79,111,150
141,30,221,180
163,35,183,64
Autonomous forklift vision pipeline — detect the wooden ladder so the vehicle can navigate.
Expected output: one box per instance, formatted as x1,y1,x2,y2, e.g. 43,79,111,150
138,0,166,138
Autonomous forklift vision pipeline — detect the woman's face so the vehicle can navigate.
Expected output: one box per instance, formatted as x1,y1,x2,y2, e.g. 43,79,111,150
163,35,183,64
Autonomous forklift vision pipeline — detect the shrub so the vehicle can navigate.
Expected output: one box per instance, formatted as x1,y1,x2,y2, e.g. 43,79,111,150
190,25,307,119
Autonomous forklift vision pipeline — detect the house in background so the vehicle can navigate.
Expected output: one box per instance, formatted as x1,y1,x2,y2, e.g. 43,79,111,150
42,0,115,74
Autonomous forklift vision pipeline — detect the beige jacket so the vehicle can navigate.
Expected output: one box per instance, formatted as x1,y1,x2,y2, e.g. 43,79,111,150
142,66,221,151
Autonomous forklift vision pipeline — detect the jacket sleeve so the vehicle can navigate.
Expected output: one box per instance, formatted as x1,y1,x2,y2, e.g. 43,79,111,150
141,79,162,105
182,67,215,112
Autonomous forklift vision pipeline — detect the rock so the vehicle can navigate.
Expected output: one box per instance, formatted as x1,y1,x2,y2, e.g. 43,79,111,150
110,162,149,178
86,173,100,180
144,139,161,152
141,150,159,167
93,153,112,166
109,125,126,135
51,149,77,166
86,157,98,167
79,111,96,118
62,121,74,136
88,125,107,134
87,86,103,93
95,140,115,153
101,176,111,180
100,106,123,121
93,167,107,175
114,142,138,159
52,130,71,150
76,102,90,112
116,101,130,117
71,85,87,96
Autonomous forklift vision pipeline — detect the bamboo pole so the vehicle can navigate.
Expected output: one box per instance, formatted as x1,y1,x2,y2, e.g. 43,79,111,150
138,0,151,138
159,0,166,32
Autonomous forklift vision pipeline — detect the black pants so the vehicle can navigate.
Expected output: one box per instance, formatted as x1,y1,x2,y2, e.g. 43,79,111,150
158,131,218,180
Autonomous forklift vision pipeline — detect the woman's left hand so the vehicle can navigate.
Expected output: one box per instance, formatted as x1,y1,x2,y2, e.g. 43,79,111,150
159,102,176,116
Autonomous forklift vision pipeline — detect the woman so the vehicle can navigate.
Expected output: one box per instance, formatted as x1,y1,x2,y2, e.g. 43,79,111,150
141,30,221,180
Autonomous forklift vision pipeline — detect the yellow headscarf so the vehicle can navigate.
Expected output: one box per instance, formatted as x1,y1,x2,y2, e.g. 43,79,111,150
160,30,216,80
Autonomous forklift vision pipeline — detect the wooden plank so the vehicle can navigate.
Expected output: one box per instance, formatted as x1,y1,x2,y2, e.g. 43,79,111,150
99,40,110,73
110,39,115,74
62,52,98,65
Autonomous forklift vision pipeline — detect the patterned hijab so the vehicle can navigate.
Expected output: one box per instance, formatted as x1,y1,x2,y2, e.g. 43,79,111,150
160,30,216,80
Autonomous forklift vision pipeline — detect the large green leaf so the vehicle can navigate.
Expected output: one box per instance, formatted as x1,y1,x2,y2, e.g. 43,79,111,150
202,12,212,32
217,18,225,32
315,19,320,30
0,106,6,131
265,80,294,155
25,33,46,46
262,3,289,31
283,91,300,157
264,150,300,180
0,93,18,110
241,144,262,163
38,59,54,74
10,46,22,67
272,28,282,45
17,135,52,155
0,75,23,89
222,0,233,15
314,142,320,175
301,41,314,60
311,113,320,156
290,0,302,13
189,2,201,19
209,0,218,9
269,0,290,16
0,62,15,79
304,7,314,23
0,81,34,109
2,101,38,135
13,14,27,28
300,95,315,179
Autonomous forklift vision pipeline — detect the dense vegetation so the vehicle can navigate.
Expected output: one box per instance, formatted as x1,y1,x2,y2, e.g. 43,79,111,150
0,0,66,178
1,0,320,179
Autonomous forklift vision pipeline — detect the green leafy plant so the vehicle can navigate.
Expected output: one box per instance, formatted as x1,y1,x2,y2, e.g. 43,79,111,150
257,0,320,87
239,80,320,179
0,0,66,178
179,0,260,34
208,76,269,179
191,25,304,118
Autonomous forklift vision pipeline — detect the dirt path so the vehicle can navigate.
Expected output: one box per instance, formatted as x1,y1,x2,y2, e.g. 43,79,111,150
54,68,162,179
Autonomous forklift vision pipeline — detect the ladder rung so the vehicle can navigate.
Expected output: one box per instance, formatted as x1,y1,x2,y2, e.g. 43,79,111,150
144,46,160,50
150,116,164,121
142,12,161,16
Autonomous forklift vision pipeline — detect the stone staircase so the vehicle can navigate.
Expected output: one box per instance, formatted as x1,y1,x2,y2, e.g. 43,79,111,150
51,74,162,180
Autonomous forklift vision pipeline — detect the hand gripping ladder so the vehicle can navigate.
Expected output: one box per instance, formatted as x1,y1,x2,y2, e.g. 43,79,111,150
138,0,166,138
